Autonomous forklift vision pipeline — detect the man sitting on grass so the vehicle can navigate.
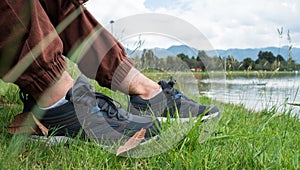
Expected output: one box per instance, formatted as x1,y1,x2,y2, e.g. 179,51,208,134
0,0,219,143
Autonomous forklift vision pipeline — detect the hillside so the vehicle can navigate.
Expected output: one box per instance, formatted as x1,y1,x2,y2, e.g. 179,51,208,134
127,45,300,63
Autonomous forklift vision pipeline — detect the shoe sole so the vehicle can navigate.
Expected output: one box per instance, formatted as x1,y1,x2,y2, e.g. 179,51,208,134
158,111,220,123
201,111,220,122
30,135,73,146
30,135,159,147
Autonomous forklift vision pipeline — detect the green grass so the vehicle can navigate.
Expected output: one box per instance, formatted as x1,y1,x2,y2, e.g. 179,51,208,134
0,79,299,169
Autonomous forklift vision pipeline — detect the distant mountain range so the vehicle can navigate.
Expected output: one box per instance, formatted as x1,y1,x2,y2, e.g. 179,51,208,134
127,45,300,63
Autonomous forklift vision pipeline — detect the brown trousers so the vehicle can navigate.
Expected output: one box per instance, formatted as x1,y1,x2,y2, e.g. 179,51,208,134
0,0,133,96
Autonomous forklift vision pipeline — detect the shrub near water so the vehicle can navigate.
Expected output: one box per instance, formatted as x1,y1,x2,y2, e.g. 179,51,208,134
0,80,299,169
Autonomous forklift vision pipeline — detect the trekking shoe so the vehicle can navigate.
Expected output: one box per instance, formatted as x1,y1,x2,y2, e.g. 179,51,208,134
23,76,161,143
129,79,220,122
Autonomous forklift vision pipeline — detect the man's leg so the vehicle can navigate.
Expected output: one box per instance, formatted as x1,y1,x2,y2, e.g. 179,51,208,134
0,0,68,105
119,68,161,99
41,0,161,99
1,1,160,140
37,71,74,108
40,1,219,121
0,0,159,113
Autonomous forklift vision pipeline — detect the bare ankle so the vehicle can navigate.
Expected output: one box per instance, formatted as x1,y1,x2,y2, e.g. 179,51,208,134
138,85,161,99
36,71,74,108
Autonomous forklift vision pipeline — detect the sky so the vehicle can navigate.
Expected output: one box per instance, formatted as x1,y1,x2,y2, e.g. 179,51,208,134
84,0,300,50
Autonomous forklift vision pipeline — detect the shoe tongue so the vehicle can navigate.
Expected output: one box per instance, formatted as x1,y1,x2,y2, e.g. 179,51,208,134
70,76,98,106
116,108,129,120
158,80,170,89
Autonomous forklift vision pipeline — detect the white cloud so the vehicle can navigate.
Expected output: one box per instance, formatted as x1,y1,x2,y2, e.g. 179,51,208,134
84,0,300,49
85,0,148,25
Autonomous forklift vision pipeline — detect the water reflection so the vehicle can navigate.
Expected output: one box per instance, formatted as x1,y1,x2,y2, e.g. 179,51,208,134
145,72,299,118
199,73,300,118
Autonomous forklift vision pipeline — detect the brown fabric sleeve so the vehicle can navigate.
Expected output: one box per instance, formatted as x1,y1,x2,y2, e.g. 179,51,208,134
1,0,133,96
41,0,134,90
0,0,66,96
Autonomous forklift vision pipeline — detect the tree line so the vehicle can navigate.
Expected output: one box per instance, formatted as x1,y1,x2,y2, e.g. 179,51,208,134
224,51,299,71
133,49,299,72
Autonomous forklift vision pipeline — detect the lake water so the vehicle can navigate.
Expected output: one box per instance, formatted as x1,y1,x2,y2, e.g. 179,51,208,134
145,72,300,119
199,73,300,118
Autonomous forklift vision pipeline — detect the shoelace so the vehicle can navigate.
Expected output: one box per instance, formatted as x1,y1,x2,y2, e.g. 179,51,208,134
159,79,182,100
160,79,196,103
94,92,127,120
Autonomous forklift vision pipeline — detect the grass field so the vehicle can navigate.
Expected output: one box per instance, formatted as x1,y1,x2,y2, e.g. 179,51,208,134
0,73,299,169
